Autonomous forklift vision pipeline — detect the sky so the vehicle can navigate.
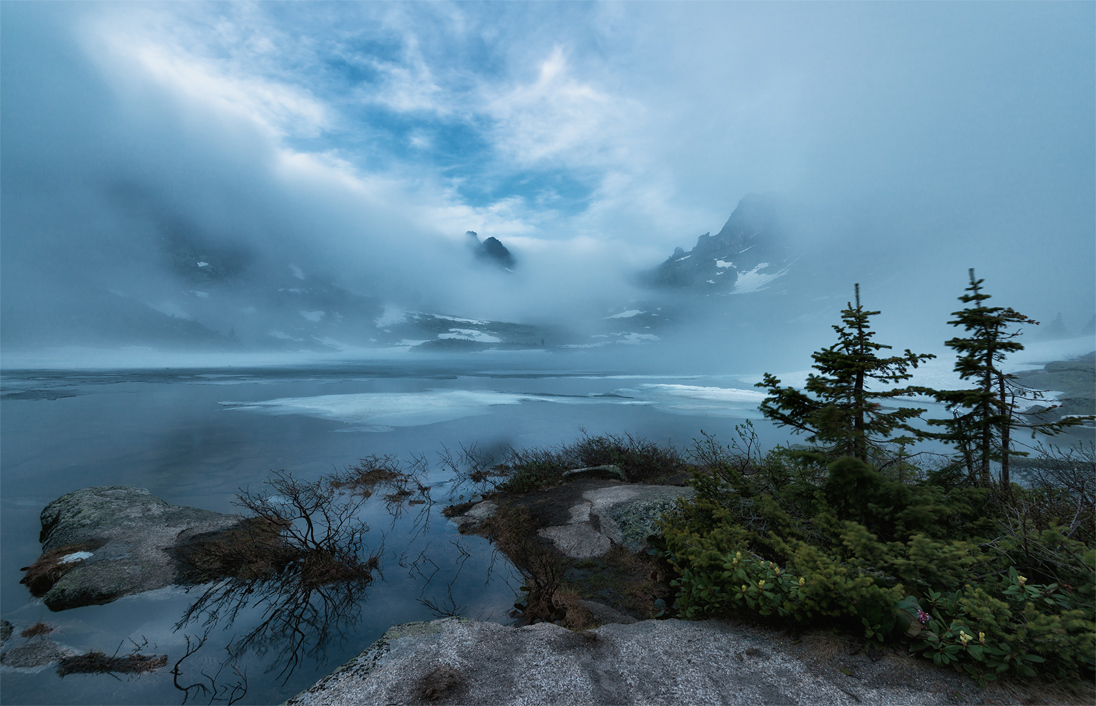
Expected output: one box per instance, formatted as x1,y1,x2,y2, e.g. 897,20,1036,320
2,1,1094,354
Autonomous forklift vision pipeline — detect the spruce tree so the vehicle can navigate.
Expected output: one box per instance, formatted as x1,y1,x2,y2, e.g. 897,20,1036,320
757,284,935,463
932,269,1082,488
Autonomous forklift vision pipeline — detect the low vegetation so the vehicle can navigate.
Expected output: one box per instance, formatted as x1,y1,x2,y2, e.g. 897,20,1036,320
657,272,1095,689
443,431,688,497
20,622,55,638
19,542,102,597
58,649,168,677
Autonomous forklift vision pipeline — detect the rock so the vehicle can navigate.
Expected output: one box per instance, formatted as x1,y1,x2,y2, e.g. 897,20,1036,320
576,599,637,626
537,524,611,559
537,484,695,559
451,501,498,531
0,619,12,645
24,486,242,610
0,639,78,670
287,617,979,706
1015,352,1096,423
560,465,624,481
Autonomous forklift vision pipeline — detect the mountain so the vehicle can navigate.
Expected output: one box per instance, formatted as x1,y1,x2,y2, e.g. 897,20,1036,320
648,194,792,294
467,231,516,271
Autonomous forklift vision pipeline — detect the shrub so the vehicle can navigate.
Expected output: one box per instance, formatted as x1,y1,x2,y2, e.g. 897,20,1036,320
658,435,1096,684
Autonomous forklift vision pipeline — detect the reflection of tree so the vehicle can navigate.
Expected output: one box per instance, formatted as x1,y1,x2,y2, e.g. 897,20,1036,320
171,631,247,705
177,570,373,682
171,451,510,699
175,471,384,683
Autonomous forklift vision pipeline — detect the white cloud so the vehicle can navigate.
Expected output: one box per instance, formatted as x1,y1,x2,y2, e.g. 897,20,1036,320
484,46,640,169
86,11,330,141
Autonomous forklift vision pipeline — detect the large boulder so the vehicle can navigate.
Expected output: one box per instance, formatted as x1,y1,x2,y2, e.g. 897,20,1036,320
287,617,981,706
537,484,695,559
23,486,242,610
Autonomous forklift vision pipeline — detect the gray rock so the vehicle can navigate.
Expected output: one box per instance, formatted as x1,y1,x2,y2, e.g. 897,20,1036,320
576,600,637,626
29,486,242,611
560,465,624,481
587,485,695,552
0,620,12,646
537,484,694,559
287,617,978,706
452,500,498,531
537,524,611,559
0,639,78,670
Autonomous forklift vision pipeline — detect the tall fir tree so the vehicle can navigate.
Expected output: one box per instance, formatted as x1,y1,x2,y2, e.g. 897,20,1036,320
932,269,1082,488
757,284,935,463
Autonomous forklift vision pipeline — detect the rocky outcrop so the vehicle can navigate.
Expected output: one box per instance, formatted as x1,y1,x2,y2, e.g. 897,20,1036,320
649,194,791,293
22,486,242,611
1015,351,1095,422
287,617,983,706
537,484,695,559
450,500,498,532
467,231,516,271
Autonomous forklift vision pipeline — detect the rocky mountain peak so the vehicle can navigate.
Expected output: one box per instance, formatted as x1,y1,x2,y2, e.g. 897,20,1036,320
468,231,516,271
647,194,789,293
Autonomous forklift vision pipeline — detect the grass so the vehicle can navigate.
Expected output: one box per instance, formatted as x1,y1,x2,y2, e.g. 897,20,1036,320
19,542,102,597
175,517,291,583
495,432,691,495
20,622,54,638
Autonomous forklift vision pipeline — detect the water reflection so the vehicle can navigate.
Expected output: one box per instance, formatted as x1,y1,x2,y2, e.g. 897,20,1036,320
170,456,446,692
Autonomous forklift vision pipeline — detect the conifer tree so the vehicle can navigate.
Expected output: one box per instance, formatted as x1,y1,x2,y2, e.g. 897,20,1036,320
932,269,1082,488
757,284,935,463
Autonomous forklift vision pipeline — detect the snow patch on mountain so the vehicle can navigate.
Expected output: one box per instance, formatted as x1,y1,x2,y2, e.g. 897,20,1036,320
731,263,787,294
439,329,501,343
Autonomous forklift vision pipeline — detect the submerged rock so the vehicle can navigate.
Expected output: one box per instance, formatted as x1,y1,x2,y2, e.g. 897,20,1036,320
23,486,242,611
0,639,78,670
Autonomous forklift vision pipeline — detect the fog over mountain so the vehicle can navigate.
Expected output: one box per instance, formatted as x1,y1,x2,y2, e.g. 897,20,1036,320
2,2,1093,371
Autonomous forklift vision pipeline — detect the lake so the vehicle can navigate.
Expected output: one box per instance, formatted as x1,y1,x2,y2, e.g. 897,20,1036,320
1,356,786,705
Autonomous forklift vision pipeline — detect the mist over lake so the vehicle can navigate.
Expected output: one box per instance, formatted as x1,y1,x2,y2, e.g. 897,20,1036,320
1,2,1093,704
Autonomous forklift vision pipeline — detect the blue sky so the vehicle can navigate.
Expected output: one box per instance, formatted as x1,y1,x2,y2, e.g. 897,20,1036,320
2,1,1094,325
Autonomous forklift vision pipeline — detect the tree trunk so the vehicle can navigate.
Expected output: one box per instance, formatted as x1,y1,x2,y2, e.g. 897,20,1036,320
998,373,1012,495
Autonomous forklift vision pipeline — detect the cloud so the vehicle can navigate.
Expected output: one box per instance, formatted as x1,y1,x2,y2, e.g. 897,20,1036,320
1,1,1092,352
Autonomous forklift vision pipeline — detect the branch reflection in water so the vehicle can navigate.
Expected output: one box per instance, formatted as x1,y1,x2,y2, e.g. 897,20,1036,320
169,447,521,702
172,458,424,687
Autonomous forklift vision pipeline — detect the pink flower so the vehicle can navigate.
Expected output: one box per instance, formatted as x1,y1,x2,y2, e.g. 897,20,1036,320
917,609,931,625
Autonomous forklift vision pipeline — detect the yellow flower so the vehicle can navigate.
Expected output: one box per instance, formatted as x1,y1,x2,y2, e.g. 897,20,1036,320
741,585,748,594
978,632,985,645
959,630,972,646
1018,575,1027,586
798,577,805,587
758,579,765,589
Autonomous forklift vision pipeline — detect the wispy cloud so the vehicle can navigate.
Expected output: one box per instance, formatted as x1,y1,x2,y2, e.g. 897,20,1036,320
2,0,1092,344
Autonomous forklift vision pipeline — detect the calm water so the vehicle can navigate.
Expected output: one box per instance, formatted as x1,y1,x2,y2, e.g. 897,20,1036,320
0,358,781,705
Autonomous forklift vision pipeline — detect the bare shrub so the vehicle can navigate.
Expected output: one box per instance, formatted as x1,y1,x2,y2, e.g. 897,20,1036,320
176,471,381,682
58,638,167,677
20,622,54,638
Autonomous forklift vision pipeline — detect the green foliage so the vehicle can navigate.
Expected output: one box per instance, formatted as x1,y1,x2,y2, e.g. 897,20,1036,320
929,269,1089,488
660,271,1096,685
658,438,1096,685
756,284,934,463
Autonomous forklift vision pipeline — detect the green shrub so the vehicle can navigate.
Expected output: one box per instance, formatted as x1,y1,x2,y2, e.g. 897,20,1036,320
658,439,1096,684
